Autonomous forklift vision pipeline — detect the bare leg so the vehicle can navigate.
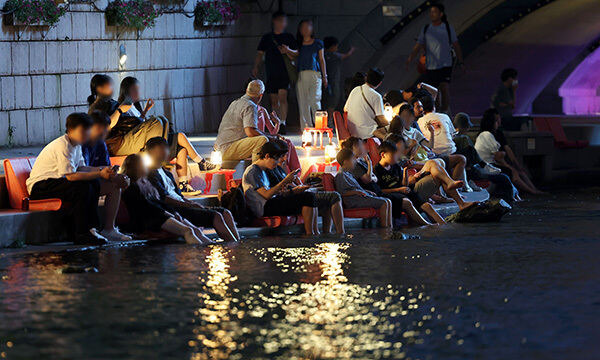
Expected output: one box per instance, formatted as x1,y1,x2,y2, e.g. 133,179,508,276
177,132,203,162
176,147,188,178
330,201,345,234
212,213,237,242
302,206,316,235
277,89,288,124
322,208,333,234
420,202,446,224
179,217,212,244
379,199,392,228
312,208,320,235
161,218,202,244
422,160,463,190
270,93,280,120
221,210,241,241
443,185,475,210
448,154,467,182
402,198,433,226
100,180,120,231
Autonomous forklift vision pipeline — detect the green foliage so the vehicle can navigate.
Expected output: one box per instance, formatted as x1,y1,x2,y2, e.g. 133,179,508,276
4,0,66,27
105,0,161,30
194,0,240,26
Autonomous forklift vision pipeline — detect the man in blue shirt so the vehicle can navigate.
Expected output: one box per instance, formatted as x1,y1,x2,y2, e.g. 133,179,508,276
82,111,111,167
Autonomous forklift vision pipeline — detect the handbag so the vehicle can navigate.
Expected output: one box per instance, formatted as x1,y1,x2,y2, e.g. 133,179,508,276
272,34,298,85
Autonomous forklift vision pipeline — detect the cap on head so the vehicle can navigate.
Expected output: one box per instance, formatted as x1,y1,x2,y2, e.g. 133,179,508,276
453,112,473,129
246,80,265,97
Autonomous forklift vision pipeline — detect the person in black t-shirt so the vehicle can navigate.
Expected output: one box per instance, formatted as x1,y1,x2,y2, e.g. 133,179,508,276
252,11,298,129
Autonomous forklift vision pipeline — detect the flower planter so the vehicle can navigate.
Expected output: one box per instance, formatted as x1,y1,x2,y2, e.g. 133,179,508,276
3,0,66,28
4,13,49,26
105,0,160,31
194,0,239,28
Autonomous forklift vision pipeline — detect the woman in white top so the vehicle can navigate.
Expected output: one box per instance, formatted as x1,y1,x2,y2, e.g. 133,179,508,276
117,77,217,193
475,108,544,194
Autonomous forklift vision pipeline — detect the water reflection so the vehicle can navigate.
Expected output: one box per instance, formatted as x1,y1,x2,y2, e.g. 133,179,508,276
191,245,239,360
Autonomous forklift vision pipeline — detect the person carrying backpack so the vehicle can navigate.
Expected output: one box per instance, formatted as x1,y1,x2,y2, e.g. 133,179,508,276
406,3,464,114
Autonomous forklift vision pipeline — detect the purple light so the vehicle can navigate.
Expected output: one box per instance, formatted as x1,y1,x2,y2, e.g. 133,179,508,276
559,46,600,115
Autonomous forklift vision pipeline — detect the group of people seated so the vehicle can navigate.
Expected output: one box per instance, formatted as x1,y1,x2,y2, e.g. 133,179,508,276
343,67,543,199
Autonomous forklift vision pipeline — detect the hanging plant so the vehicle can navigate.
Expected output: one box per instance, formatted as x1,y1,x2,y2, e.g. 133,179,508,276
105,0,161,30
3,0,66,27
194,0,240,27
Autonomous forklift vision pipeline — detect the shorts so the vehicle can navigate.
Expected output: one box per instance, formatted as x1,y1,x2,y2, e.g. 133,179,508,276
343,194,388,209
265,74,290,94
314,191,341,214
434,155,453,174
173,205,226,228
412,175,438,207
424,66,452,86
263,192,317,216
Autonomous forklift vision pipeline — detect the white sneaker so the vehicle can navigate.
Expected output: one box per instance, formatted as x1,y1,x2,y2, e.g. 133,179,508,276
482,163,502,175
100,228,132,242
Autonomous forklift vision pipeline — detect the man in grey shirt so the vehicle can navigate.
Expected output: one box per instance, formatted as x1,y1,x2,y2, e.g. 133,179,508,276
215,80,269,162
406,3,464,113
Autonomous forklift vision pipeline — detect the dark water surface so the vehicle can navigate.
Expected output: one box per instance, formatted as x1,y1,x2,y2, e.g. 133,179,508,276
1,188,599,359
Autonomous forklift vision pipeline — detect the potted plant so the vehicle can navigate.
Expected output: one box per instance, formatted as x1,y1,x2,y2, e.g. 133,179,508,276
3,0,66,27
105,0,161,30
194,0,239,27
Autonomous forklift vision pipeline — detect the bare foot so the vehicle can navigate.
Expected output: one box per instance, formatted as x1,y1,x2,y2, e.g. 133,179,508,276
447,180,464,191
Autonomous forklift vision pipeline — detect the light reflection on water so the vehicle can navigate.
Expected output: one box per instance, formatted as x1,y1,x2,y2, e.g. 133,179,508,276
1,188,600,359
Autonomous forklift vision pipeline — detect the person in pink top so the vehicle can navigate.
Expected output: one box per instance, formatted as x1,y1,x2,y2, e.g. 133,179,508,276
256,104,301,172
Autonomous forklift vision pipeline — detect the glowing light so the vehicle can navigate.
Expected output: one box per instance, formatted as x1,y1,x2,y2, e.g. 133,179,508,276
119,44,127,67
315,111,328,129
210,150,222,166
384,104,394,122
324,143,337,163
302,129,312,146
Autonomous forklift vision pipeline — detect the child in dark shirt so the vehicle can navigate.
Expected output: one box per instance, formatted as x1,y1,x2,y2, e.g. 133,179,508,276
120,154,210,244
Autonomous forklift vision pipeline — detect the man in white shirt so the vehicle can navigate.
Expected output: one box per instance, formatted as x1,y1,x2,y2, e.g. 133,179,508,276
344,68,388,140
416,94,470,189
27,113,131,245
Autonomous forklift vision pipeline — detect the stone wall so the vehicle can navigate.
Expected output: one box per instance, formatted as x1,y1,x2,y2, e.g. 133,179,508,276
0,0,378,147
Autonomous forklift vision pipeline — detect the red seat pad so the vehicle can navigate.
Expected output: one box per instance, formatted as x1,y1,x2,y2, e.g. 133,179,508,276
333,111,351,142
3,157,62,211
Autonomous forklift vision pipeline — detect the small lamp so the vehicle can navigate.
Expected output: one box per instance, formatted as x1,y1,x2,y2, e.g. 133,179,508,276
119,44,127,68
302,129,312,147
384,104,394,122
210,150,222,166
324,143,337,163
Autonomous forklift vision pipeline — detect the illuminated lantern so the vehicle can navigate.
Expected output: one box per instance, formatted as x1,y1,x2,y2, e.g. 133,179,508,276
210,150,222,166
384,104,394,122
324,143,337,163
315,111,328,129
302,129,312,147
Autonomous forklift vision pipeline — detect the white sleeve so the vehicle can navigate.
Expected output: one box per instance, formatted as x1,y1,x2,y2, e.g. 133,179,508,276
373,94,384,117
417,118,431,141
57,147,77,176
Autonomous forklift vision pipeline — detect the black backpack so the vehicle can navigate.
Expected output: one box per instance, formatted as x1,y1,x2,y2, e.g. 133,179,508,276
220,185,253,227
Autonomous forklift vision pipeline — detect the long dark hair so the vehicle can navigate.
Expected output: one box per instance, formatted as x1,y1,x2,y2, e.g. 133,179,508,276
88,74,112,105
296,19,314,45
118,76,139,104
480,108,499,134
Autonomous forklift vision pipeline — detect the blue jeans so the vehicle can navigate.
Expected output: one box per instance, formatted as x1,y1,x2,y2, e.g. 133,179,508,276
469,165,518,202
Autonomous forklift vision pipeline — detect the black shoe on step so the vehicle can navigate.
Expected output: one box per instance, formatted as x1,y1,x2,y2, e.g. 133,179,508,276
198,159,218,171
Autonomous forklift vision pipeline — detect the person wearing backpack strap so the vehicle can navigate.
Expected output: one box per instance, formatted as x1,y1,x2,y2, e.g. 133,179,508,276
406,3,464,114
253,11,298,133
